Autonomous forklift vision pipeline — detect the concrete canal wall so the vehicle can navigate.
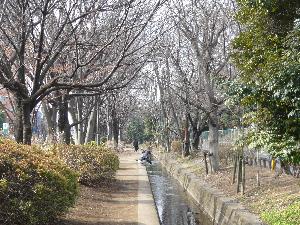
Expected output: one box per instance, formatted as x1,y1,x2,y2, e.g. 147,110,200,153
154,153,264,225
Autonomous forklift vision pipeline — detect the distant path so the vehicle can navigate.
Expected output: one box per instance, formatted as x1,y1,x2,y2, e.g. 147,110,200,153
60,150,159,225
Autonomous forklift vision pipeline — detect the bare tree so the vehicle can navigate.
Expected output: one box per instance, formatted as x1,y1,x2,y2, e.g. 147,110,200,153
0,0,165,144
170,0,235,171
145,0,235,170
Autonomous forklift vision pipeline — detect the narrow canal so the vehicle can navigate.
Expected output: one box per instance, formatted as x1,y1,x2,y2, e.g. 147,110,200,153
146,160,213,225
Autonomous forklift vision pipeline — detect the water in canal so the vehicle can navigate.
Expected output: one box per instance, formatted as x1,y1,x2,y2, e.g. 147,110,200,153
146,161,213,225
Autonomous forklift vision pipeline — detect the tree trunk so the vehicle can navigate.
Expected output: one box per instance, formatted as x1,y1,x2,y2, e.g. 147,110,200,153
80,119,88,144
106,120,112,141
69,97,85,144
77,97,85,144
110,101,118,148
42,102,57,143
68,103,79,144
154,61,170,152
58,94,71,144
112,117,119,149
95,102,100,145
164,117,170,152
118,127,122,143
187,113,206,152
64,125,71,144
23,102,32,145
182,115,190,157
84,105,97,144
106,104,112,141
192,130,200,151
208,115,219,172
169,98,181,139
14,97,23,143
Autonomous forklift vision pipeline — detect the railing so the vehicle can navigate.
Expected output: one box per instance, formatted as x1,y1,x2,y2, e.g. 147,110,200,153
201,129,241,150
200,130,299,176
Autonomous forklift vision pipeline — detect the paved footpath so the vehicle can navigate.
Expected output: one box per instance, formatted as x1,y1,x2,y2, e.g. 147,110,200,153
61,152,160,225
117,152,160,225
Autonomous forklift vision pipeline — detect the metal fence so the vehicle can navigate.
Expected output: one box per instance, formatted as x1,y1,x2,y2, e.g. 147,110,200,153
199,129,299,176
201,129,241,143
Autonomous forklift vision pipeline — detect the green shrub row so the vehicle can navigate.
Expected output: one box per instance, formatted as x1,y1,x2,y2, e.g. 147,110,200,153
0,139,119,225
261,200,300,225
0,139,78,225
50,143,119,186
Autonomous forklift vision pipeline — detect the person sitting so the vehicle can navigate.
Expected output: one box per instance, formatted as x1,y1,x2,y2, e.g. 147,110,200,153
140,150,152,164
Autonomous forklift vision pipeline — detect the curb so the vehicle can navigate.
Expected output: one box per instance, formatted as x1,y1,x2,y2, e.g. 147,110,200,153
138,162,160,225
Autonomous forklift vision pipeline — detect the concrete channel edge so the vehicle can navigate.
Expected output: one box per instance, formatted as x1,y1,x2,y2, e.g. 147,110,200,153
154,152,265,225
138,162,161,225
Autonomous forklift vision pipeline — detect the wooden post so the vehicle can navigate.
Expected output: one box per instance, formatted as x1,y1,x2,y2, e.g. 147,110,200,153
232,154,238,184
263,159,266,168
236,155,242,193
241,157,245,195
208,154,213,173
204,152,209,175
271,159,276,171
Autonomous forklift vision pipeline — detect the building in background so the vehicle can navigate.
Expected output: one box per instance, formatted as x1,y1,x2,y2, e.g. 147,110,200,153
0,88,15,136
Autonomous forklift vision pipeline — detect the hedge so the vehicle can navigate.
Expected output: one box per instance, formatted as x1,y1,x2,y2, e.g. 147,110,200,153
0,139,78,225
50,144,119,186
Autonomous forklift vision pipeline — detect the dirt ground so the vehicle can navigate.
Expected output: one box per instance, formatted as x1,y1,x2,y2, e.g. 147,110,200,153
56,151,139,225
203,165,299,213
171,152,300,216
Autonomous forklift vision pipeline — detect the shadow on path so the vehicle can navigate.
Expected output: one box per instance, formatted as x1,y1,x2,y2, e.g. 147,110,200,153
59,220,146,225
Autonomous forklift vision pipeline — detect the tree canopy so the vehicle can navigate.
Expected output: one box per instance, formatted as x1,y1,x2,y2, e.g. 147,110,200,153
231,0,300,163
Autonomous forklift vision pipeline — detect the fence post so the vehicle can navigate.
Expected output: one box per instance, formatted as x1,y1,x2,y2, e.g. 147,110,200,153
241,157,245,195
256,149,260,186
232,154,238,184
204,151,209,175
237,155,242,193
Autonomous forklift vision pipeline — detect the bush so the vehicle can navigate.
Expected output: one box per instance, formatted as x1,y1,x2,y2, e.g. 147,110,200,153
261,200,300,225
0,139,78,225
51,144,119,186
171,140,182,153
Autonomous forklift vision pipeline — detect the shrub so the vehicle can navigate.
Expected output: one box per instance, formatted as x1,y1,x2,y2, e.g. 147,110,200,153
261,200,300,225
171,140,182,153
86,141,97,146
0,139,78,225
51,144,119,186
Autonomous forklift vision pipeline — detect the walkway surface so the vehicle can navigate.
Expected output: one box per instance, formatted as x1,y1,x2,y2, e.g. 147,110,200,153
60,151,160,225
119,152,160,225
